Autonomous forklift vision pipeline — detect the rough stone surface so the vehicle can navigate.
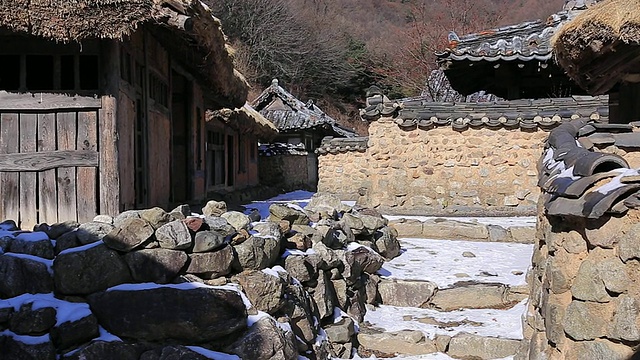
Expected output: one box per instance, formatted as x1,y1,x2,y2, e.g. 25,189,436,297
235,270,285,314
358,329,438,356
374,227,401,259
318,123,544,214
324,318,355,344
233,236,280,271
571,259,611,303
608,295,640,342
192,230,226,253
139,345,210,360
269,204,310,225
155,221,192,250
0,254,54,298
430,283,511,311
202,200,227,217
124,249,188,283
9,304,57,335
563,300,610,341
221,211,252,231
50,314,99,351
378,279,437,308
53,243,132,295
88,286,247,342
448,332,521,359
0,334,57,360
139,207,174,230
203,216,236,236
225,317,297,360
8,234,54,259
64,341,148,360
103,218,155,252
76,222,115,245
186,245,234,279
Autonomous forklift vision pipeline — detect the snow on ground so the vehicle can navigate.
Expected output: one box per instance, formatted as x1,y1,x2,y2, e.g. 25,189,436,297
383,215,536,228
364,299,526,341
242,190,315,219
349,352,513,360
378,238,533,288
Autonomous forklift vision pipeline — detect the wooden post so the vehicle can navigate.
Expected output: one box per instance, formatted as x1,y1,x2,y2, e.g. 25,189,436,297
99,39,121,215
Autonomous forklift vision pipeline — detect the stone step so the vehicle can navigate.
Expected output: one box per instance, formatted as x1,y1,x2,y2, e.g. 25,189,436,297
378,278,528,311
357,329,522,360
389,218,535,244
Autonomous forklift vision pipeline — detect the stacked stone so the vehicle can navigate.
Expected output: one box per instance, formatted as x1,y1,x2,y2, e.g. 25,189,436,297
318,118,546,215
522,211,640,359
0,193,400,360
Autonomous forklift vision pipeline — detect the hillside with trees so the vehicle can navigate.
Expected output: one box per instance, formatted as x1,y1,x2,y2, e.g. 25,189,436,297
207,0,565,133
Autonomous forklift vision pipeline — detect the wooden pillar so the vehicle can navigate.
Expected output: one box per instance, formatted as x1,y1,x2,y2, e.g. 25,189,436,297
99,39,121,215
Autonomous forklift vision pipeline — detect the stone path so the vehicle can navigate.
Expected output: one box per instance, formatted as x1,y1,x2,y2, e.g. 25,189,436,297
350,218,535,360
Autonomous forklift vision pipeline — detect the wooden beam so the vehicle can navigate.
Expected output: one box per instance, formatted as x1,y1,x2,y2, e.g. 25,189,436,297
0,150,98,172
0,91,102,111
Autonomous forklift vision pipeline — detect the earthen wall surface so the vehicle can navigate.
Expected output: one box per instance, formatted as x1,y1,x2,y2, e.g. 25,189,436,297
318,118,548,215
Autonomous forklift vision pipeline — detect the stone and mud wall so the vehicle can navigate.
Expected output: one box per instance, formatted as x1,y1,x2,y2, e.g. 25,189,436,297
318,118,548,215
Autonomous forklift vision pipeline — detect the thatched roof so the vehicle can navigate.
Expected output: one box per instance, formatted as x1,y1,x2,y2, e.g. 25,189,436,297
0,0,248,107
207,104,278,141
553,0,640,94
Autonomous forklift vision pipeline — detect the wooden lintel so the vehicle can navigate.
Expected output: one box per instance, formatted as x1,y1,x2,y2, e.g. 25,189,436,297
0,150,98,172
0,92,102,111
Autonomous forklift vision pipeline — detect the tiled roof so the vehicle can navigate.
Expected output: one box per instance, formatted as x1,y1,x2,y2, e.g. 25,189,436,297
316,137,369,155
361,95,609,131
435,0,596,64
258,142,308,157
251,79,357,138
539,119,640,219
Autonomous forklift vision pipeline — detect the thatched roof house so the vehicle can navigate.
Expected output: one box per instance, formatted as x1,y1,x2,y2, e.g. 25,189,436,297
0,0,260,227
0,0,247,107
553,0,640,95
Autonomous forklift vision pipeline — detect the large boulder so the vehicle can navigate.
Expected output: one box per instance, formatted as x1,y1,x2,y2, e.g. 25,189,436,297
124,249,188,283
88,284,247,342
139,345,211,360
203,216,236,237
447,332,520,359
374,227,401,259
53,242,132,295
226,317,297,360
0,254,53,298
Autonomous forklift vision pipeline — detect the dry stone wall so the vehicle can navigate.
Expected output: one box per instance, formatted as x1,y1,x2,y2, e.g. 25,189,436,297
521,208,640,360
318,118,548,215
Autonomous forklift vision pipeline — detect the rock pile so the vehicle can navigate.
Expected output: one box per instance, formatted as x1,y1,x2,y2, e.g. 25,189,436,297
0,193,400,359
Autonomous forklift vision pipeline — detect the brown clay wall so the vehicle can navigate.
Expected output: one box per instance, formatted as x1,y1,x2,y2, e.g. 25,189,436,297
318,118,548,215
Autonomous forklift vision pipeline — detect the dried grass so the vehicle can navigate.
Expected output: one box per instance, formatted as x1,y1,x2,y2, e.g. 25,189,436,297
553,0,640,49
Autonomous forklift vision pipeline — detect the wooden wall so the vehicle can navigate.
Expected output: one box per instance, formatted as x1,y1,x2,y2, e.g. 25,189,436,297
0,93,101,228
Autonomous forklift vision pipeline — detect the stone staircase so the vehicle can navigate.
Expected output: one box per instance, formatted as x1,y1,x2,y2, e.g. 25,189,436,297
353,217,536,360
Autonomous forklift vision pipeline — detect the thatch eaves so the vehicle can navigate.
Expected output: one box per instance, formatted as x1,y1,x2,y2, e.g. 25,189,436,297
0,0,248,107
207,104,279,142
553,0,640,94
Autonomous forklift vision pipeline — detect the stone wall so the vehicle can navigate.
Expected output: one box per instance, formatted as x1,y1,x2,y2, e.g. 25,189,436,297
259,154,317,191
521,207,640,359
318,118,548,215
